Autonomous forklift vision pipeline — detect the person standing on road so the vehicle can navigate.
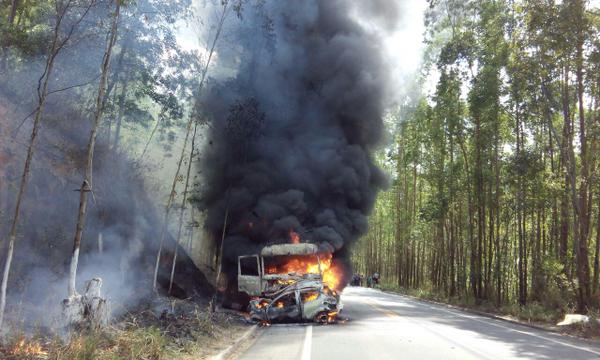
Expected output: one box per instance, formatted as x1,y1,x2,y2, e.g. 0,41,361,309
373,272,380,287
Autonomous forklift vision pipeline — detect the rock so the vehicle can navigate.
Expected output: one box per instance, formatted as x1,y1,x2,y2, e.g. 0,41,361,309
557,314,590,326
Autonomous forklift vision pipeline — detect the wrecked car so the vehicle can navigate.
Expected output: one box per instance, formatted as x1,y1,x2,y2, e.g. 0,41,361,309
237,243,342,323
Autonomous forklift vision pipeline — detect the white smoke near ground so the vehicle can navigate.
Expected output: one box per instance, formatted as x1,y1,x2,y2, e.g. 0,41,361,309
0,0,211,334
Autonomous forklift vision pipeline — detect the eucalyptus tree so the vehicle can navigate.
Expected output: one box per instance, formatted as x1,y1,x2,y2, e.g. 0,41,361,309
354,0,600,315
69,0,121,299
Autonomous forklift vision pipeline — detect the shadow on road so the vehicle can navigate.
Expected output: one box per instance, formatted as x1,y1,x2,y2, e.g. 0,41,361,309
340,287,600,360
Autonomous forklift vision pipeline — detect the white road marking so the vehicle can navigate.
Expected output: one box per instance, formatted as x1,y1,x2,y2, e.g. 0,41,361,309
378,290,600,357
300,325,313,360
363,297,493,359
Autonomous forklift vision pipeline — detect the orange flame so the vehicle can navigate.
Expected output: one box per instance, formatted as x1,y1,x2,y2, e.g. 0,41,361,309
303,292,319,302
266,253,343,290
263,231,344,290
289,229,300,244
327,310,339,323
11,338,48,356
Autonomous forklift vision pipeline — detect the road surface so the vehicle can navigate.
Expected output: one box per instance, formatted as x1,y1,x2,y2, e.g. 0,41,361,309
236,287,600,360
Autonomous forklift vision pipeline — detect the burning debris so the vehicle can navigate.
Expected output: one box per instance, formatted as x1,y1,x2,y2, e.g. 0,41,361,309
238,243,343,324
5,338,49,359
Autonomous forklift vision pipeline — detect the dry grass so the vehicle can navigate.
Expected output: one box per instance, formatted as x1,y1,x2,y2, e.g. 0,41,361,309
0,300,249,360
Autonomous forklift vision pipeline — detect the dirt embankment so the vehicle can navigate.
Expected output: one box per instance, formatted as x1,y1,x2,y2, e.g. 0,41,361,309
0,297,250,360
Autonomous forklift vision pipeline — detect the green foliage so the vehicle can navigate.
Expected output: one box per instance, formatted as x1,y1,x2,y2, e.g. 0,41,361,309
354,0,600,318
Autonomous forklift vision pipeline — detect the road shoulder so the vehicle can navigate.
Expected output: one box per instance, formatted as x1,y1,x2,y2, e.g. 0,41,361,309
378,287,600,346
210,324,260,360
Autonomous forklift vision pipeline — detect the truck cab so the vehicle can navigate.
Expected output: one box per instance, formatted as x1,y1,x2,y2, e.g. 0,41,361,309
237,243,322,297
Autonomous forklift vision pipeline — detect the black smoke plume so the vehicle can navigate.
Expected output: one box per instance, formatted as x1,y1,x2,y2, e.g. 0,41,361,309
197,1,396,289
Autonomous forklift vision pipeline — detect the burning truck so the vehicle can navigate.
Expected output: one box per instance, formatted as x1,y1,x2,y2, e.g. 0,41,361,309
237,242,343,324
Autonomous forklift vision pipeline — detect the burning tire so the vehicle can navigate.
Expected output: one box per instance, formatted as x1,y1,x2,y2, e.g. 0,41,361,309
314,311,329,324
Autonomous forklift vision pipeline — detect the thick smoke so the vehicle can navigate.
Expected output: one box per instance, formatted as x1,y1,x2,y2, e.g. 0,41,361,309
198,1,396,287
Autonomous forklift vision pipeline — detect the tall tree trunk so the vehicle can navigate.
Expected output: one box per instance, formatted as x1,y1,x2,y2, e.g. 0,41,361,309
8,0,19,25
458,138,476,301
153,112,193,291
474,113,486,302
494,127,502,305
69,1,120,298
575,4,591,309
395,139,405,288
111,78,128,152
516,107,526,306
593,197,600,294
168,121,198,294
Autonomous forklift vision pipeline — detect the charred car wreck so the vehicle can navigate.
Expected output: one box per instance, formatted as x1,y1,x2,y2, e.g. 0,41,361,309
238,243,342,324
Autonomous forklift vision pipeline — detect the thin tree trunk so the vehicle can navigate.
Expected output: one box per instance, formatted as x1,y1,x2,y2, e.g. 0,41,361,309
8,0,19,24
458,138,476,301
69,1,120,298
188,206,195,252
152,113,192,291
112,79,128,152
168,121,198,294
574,2,591,310
594,197,600,294
213,204,229,295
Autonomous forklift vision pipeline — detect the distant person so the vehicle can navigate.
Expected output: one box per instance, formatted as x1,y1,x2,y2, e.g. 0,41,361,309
373,272,380,287
367,276,373,288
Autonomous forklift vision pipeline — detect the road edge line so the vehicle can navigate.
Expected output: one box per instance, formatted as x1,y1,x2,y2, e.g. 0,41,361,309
211,324,259,360
379,288,600,346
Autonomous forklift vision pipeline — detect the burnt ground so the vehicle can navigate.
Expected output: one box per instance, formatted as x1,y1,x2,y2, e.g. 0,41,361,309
0,296,251,359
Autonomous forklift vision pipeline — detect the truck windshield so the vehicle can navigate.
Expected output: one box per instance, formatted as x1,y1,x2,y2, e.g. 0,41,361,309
263,255,321,275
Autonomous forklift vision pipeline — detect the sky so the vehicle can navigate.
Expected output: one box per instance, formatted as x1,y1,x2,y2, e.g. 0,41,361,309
175,0,429,106
381,1,428,84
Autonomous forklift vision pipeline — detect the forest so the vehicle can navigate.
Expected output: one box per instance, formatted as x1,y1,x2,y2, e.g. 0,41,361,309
0,0,402,357
3,0,600,357
354,0,600,318
0,0,250,357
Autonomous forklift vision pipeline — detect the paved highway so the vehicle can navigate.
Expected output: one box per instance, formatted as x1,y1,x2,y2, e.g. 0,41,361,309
236,287,600,360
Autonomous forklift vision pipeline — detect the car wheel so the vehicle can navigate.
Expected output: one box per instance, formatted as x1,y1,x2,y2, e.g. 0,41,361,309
314,311,329,324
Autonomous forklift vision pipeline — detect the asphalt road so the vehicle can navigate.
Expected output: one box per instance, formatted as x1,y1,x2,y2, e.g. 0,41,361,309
236,286,600,360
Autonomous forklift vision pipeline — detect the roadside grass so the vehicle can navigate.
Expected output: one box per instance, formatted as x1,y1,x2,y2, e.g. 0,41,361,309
45,326,171,360
0,301,248,360
378,283,564,325
370,283,600,341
